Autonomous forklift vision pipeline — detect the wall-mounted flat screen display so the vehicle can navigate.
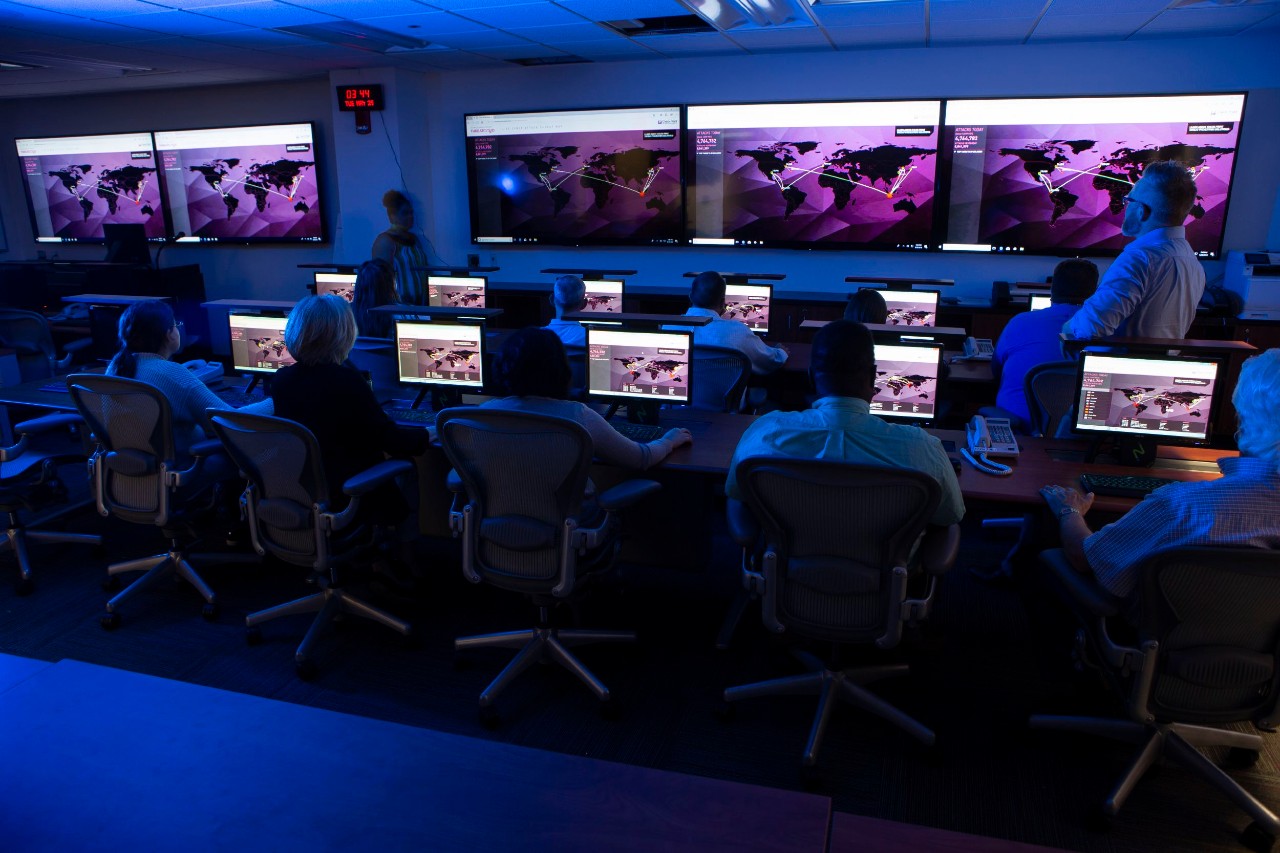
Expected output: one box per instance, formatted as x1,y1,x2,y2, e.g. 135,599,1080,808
466,106,683,247
16,132,166,243
687,100,941,251
941,93,1245,259
155,123,323,244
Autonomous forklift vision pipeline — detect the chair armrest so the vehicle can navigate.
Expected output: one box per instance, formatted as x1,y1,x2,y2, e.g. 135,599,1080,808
13,413,83,437
446,468,464,494
190,438,224,459
918,524,960,576
726,499,759,549
343,459,414,497
62,336,94,354
1040,548,1121,618
597,479,661,512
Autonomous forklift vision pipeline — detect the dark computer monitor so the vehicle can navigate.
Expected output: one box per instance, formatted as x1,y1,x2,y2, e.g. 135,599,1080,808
313,272,357,302
394,320,485,389
865,288,939,328
721,283,772,334
427,275,487,310
581,279,625,313
103,223,152,264
1072,351,1221,443
228,313,295,374
870,342,944,422
586,326,692,406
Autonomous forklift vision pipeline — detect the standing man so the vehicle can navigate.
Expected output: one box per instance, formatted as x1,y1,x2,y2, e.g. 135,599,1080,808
1064,161,1206,340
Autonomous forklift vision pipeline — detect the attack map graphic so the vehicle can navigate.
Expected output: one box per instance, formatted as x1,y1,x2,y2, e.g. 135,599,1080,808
1079,370,1213,434
25,153,164,240
589,343,690,402
229,324,295,372
164,144,320,240
871,358,937,417
400,337,482,384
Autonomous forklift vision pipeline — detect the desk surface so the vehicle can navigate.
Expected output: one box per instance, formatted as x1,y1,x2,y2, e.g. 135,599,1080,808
203,298,297,310
63,293,169,306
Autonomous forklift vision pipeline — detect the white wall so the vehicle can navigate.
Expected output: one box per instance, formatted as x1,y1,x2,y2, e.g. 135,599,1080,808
1,32,1278,305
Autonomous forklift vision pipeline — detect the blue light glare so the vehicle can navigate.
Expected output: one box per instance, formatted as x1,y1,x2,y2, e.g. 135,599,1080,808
499,174,516,194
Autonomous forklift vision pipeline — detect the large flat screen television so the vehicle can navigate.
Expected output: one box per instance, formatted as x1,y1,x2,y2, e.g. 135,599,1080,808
154,123,324,244
686,100,941,251
465,105,683,247
16,132,167,243
940,93,1246,259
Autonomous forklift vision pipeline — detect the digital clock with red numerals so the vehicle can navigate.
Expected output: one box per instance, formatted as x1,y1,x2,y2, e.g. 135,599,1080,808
336,85,384,112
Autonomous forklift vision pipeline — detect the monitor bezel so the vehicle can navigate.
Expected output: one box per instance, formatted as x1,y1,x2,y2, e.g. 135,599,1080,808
580,278,626,314
1070,350,1224,445
584,325,694,407
227,311,294,375
721,281,773,335
869,341,945,424
393,319,486,389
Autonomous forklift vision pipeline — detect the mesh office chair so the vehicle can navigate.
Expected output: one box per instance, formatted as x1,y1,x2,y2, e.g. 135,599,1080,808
1031,547,1280,851
67,374,238,629
440,408,661,721
209,410,414,679
0,308,92,383
0,413,102,594
722,457,959,766
691,345,751,413
1025,360,1079,438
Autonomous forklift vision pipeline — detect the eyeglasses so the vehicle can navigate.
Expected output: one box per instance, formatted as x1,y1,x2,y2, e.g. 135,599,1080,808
1122,195,1150,213
173,321,184,331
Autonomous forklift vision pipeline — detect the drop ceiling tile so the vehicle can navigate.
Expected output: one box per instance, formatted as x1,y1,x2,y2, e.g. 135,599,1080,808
728,27,833,49
6,0,166,17
1135,5,1277,34
553,0,690,22
1041,0,1171,15
93,10,259,36
808,2,924,28
642,32,747,54
427,29,538,48
183,1,341,27
454,3,590,28
470,43,574,59
357,11,491,35
931,0,1049,21
511,22,614,43
277,0,433,15
404,49,500,68
1028,11,1151,40
824,22,926,47
197,28,317,47
554,38,658,56
929,16,1038,42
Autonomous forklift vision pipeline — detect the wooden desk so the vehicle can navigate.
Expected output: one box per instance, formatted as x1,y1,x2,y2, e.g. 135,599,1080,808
62,293,170,306
563,311,711,326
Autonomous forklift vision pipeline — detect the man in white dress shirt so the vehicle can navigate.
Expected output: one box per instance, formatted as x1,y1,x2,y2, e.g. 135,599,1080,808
679,271,788,375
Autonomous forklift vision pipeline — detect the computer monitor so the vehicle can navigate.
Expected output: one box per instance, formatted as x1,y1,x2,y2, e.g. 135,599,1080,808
864,288,939,327
870,342,943,422
228,313,295,374
586,326,692,405
427,275,487,310
103,223,152,265
1073,351,1220,442
1029,295,1053,311
394,321,485,389
721,283,771,334
313,272,357,302
581,279,624,313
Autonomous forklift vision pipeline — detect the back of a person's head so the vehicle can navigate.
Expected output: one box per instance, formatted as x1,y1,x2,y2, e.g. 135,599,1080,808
1050,259,1100,305
1140,160,1198,222
285,294,357,366
382,189,409,212
552,275,586,311
1233,348,1280,466
495,327,571,399
109,300,175,378
811,319,875,391
353,259,396,336
844,289,888,325
689,271,726,310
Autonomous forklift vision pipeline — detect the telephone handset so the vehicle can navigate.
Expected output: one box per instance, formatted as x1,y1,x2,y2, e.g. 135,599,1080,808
963,415,1018,476
962,337,994,360
182,359,224,385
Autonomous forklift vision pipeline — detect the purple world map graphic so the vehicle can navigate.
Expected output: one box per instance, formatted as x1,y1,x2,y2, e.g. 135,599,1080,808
707,125,937,245
977,122,1238,253
33,154,164,240
872,358,937,415
173,144,320,240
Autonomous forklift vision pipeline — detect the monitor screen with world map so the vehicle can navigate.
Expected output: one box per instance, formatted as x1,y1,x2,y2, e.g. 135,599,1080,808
16,132,167,243
465,106,683,247
940,93,1245,259
154,123,324,244
686,100,942,251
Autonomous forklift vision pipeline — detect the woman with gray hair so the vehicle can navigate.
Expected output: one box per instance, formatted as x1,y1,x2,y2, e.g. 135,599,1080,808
271,295,429,522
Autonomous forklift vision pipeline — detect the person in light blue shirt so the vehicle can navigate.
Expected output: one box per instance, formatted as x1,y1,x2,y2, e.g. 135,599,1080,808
677,271,787,375
544,274,587,348
726,320,963,527
1063,161,1206,340
993,258,1099,430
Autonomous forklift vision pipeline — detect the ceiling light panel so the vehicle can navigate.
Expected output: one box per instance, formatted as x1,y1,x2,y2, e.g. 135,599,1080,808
556,0,691,20
187,2,342,28
454,3,591,27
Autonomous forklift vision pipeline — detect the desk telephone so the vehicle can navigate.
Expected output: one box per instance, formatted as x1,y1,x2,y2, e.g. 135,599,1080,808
181,359,224,385
963,415,1018,476
962,337,994,360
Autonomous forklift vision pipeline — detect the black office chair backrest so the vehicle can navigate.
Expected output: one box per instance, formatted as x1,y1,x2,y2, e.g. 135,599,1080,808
1136,547,1280,727
1024,360,1078,438
736,457,940,643
66,373,175,525
209,410,330,565
691,345,750,413
438,408,594,590
0,308,57,382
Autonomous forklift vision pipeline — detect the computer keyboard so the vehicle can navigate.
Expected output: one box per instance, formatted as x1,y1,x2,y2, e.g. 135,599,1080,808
611,421,667,443
1080,473,1179,498
383,407,439,427
216,388,263,408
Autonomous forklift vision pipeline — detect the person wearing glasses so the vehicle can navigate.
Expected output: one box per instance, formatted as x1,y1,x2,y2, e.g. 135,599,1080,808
107,300,273,459
1063,160,1206,340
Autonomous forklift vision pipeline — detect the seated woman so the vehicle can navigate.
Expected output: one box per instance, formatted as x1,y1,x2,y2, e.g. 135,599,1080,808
352,258,399,339
482,328,692,469
107,300,273,459
272,295,429,520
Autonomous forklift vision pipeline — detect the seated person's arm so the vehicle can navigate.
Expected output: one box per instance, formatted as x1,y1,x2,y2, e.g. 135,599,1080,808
1063,259,1143,339
579,405,691,469
1040,485,1096,574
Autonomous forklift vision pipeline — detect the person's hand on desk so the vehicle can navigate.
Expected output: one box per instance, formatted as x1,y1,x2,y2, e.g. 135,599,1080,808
1039,484,1094,518
1039,484,1097,574
661,427,693,449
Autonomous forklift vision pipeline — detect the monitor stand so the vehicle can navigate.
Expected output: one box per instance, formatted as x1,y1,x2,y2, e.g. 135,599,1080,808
626,400,660,426
1084,435,1158,468
411,387,462,412
244,375,266,396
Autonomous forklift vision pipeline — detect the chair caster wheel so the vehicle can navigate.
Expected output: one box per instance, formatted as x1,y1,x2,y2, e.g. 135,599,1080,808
478,704,500,729
201,602,219,621
599,696,621,721
100,612,121,630
712,700,735,722
295,659,318,681
246,626,263,646
1226,746,1261,769
1242,822,1276,853
102,576,120,592
15,577,33,596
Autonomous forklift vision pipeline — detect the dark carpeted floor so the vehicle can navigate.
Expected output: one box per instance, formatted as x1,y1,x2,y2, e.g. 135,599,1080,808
0,480,1275,853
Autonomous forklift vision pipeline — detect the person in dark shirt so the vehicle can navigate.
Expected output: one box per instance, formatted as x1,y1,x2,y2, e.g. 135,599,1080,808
352,258,399,339
272,294,429,522
844,289,888,325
